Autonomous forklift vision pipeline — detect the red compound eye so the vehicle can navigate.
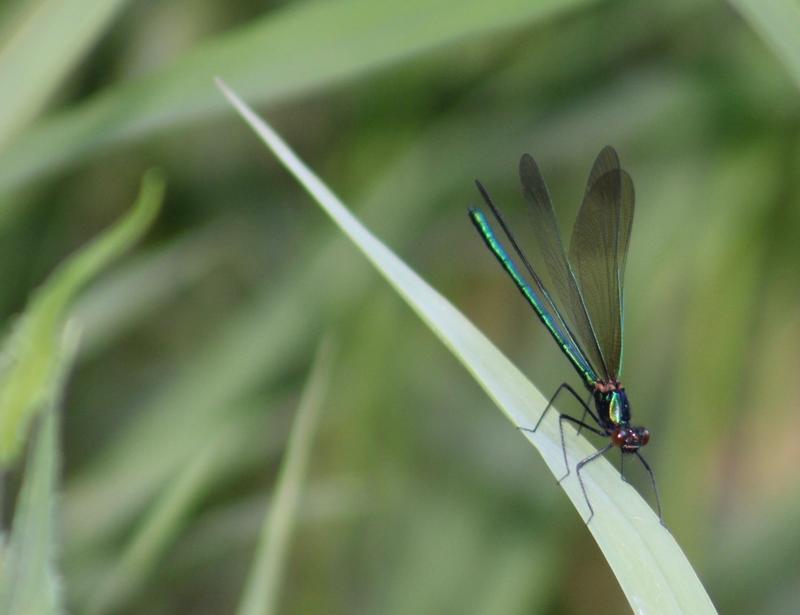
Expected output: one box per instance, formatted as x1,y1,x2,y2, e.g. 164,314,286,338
612,428,628,448
640,428,650,446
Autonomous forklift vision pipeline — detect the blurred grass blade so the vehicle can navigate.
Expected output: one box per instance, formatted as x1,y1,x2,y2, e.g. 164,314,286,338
87,427,238,615
237,338,333,615
0,0,597,197
0,0,129,150
728,0,800,90
0,324,80,615
74,220,243,357
0,171,164,466
217,80,717,614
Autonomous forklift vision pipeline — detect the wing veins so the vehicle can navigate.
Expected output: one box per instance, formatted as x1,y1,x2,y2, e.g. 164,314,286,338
472,183,596,383
568,157,634,379
475,181,580,348
519,154,611,380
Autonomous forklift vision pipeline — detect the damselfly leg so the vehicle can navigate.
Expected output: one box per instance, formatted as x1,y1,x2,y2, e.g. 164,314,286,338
575,443,614,524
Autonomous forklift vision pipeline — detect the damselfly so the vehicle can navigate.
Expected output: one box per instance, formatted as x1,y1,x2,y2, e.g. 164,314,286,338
469,147,661,524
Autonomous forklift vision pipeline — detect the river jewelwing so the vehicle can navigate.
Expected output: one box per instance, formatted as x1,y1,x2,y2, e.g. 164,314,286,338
468,146,662,524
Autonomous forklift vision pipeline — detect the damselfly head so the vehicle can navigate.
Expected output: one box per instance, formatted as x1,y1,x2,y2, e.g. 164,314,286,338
611,425,650,453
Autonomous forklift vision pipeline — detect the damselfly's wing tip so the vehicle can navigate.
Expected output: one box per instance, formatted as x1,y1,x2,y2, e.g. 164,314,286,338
599,145,619,159
585,168,636,205
586,146,622,191
519,153,538,183
518,152,535,176
519,153,550,201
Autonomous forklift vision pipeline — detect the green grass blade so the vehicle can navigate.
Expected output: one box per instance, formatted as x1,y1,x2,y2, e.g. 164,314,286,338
728,0,800,90
0,325,80,615
74,220,242,357
0,0,129,150
0,171,164,466
86,426,241,615
0,0,597,197
237,338,333,615
217,80,717,614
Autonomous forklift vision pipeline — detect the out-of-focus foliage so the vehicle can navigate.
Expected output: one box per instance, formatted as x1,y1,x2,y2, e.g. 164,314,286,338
237,338,333,615
0,326,78,615
0,0,130,150
0,172,162,465
728,0,800,90
0,0,798,613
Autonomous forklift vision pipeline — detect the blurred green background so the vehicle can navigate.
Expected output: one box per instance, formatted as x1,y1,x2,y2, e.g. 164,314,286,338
1,0,799,613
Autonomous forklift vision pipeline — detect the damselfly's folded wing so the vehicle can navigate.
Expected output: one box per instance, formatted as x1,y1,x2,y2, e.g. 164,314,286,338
568,146,634,379
518,154,610,381
469,184,598,385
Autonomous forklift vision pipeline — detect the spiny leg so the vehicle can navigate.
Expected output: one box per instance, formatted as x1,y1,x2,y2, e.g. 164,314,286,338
519,383,600,434
516,383,605,486
557,414,605,482
619,451,627,483
575,444,614,524
635,452,665,527
575,390,594,436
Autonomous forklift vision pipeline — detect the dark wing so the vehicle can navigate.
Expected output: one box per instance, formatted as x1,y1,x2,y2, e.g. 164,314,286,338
568,147,634,379
518,154,610,381
586,144,621,187
469,186,598,386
